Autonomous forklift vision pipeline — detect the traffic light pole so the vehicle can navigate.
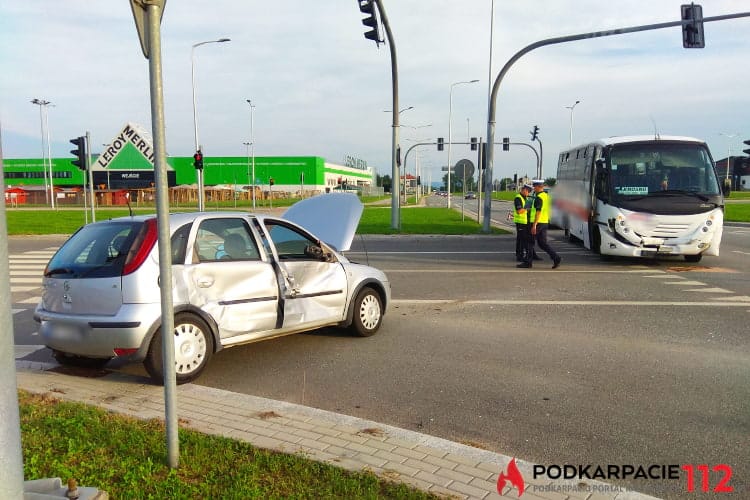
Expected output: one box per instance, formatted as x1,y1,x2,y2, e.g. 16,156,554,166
374,0,401,231
87,131,95,222
482,9,750,233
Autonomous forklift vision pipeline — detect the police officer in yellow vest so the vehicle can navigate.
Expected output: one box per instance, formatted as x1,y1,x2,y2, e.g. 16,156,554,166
513,184,533,261
524,179,562,269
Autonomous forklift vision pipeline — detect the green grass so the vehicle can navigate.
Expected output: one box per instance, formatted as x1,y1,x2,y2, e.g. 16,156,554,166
725,203,750,222
4,205,508,235
19,391,437,499
358,207,506,234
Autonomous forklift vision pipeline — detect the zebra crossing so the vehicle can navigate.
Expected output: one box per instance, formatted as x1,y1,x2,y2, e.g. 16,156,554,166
9,248,57,313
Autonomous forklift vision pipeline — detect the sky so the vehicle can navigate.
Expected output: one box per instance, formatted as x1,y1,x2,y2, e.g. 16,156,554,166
1,1,749,185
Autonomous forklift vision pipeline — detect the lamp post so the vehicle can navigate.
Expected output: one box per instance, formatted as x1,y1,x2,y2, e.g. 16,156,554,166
191,37,230,211
719,132,738,180
565,100,581,147
245,99,256,209
402,124,432,201
447,79,479,208
242,141,252,209
31,98,55,208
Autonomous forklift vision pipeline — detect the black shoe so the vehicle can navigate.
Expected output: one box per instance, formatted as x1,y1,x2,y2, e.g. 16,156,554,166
532,255,543,261
516,263,532,268
552,256,562,269
516,256,524,262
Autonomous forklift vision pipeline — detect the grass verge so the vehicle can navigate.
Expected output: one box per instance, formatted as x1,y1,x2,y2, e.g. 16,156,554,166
5,205,508,235
19,391,438,499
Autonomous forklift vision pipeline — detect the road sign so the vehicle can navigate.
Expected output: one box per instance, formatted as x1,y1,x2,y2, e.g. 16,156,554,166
453,159,475,179
130,0,166,58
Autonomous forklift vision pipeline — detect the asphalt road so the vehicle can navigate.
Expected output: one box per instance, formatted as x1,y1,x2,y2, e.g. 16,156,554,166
10,217,750,499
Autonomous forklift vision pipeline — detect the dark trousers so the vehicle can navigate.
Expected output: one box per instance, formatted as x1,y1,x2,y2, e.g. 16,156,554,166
515,223,526,258
533,223,559,261
518,224,534,264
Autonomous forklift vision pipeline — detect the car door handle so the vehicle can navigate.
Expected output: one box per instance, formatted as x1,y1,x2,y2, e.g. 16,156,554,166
197,277,214,288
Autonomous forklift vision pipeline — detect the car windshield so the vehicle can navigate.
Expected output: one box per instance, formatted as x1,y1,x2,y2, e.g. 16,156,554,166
46,221,143,278
607,142,721,199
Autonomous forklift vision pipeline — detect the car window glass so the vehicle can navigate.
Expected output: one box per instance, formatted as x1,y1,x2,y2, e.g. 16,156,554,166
264,221,315,260
194,218,260,262
46,221,142,278
171,223,192,265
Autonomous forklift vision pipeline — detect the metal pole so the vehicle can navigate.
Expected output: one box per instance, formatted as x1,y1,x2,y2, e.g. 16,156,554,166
0,120,25,499
146,1,179,468
246,100,256,209
87,132,95,222
374,0,400,230
447,80,479,208
43,104,55,209
190,45,203,211
191,38,230,212
31,100,50,205
566,100,580,147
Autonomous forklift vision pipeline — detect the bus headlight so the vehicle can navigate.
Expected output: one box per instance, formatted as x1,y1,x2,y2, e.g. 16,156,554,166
705,219,712,226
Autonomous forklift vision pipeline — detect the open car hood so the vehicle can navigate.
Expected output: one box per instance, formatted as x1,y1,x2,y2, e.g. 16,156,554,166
283,193,363,252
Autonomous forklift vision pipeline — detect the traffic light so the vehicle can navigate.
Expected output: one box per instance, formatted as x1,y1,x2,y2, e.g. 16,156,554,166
437,137,444,151
743,139,750,156
417,175,421,186
470,137,478,151
358,0,382,45
69,136,87,171
193,150,204,170
513,173,518,185
269,177,275,186
530,126,539,141
502,137,510,151
681,3,705,48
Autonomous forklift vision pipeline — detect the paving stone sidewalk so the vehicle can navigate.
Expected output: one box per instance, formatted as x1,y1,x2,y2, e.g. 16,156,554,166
15,359,658,500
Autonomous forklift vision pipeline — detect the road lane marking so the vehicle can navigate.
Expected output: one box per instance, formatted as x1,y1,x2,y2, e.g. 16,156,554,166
684,287,732,293
391,299,750,307
662,281,705,286
381,269,661,273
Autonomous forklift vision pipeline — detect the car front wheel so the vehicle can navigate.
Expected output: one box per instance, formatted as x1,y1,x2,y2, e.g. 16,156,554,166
349,287,383,337
144,313,213,385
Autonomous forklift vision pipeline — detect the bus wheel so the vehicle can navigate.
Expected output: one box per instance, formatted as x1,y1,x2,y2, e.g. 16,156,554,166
685,254,702,263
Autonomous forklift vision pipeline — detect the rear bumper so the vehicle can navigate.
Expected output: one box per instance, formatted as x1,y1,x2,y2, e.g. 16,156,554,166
34,303,162,360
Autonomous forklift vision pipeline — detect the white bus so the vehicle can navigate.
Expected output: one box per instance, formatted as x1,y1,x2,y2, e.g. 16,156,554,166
551,135,724,262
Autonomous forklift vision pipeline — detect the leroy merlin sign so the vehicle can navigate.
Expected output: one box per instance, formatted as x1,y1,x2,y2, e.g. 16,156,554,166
95,122,155,169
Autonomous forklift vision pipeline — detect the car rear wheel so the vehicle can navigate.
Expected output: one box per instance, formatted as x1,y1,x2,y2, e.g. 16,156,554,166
144,313,213,385
53,350,111,369
349,287,383,337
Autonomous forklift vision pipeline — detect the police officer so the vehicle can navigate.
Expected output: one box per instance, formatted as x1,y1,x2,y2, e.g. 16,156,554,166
513,184,532,262
529,179,561,269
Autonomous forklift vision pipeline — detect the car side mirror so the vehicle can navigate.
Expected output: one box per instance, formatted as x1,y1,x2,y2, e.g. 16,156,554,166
304,244,325,260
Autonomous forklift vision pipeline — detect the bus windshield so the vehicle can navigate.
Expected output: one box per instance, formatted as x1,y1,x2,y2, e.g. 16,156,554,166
606,142,720,199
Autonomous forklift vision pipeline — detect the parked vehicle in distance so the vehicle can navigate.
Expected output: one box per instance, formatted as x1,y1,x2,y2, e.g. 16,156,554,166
35,194,390,384
551,135,724,262
465,192,476,199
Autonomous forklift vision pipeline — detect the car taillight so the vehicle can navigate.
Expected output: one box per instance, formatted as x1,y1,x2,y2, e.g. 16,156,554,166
123,219,158,275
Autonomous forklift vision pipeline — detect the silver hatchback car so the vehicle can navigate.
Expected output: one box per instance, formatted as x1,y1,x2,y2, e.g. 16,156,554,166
35,194,390,384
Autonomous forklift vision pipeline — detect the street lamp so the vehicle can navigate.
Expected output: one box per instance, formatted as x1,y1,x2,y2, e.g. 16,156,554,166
245,99,256,209
719,132,739,181
31,99,55,208
383,106,414,114
565,100,581,147
447,79,479,208
191,37,230,211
